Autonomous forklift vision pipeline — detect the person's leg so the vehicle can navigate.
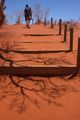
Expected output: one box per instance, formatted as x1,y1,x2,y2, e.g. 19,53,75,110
26,20,30,28
26,17,30,28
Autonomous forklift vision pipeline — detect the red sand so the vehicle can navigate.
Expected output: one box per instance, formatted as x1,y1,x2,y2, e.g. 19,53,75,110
0,23,80,120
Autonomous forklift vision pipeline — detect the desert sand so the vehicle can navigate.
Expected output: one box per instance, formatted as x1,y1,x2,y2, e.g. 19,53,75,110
0,23,80,120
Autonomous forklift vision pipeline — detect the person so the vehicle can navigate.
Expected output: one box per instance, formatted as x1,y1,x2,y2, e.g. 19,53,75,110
24,4,32,28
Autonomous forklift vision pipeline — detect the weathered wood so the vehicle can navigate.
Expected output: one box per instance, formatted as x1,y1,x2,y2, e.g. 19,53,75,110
24,33,54,36
37,17,40,24
0,66,77,76
59,19,62,35
31,18,34,24
44,18,47,26
13,49,69,54
51,17,53,28
70,28,74,51
64,24,67,42
77,38,80,68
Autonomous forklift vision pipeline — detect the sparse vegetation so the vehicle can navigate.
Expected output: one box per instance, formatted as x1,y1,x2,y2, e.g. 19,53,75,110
33,4,50,24
15,10,23,24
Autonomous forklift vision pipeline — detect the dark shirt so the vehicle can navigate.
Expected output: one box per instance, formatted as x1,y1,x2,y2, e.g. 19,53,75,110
24,7,31,17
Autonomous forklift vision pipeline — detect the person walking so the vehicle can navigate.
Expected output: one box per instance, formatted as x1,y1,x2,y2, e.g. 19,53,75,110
24,4,32,28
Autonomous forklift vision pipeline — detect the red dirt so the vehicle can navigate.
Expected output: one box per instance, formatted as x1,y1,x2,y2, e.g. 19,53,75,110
0,23,80,120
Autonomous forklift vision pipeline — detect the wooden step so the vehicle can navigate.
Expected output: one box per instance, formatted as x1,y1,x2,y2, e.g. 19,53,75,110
13,49,69,54
0,65,77,76
24,33,54,36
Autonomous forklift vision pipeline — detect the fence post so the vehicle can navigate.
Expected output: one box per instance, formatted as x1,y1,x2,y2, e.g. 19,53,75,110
59,19,62,35
51,17,53,28
44,18,47,26
32,18,34,24
69,28,74,51
77,38,80,68
64,24,67,42
38,17,40,24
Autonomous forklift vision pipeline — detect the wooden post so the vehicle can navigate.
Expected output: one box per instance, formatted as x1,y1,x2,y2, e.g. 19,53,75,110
51,17,53,28
59,19,62,35
64,24,67,42
32,18,34,24
44,18,47,26
77,38,80,68
38,17,40,24
69,28,74,51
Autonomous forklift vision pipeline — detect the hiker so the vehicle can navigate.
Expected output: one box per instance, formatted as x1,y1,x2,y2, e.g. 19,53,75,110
24,4,32,28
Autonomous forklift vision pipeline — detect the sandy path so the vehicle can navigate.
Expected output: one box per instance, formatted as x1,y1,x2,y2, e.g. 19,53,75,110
0,24,80,120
